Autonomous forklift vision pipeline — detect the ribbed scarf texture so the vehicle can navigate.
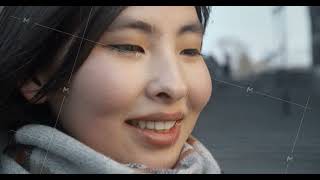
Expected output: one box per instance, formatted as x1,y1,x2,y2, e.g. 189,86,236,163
0,124,221,174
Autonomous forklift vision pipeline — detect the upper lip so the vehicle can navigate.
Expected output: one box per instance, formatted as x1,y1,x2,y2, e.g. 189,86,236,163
127,112,185,122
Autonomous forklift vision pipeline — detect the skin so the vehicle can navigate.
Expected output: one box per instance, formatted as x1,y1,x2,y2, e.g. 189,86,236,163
21,6,213,169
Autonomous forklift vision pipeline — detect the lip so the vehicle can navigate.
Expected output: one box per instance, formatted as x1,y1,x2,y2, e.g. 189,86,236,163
126,112,185,122
125,120,182,148
125,112,184,147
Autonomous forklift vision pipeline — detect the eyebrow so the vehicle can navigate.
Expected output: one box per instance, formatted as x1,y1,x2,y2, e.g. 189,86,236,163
178,22,204,36
106,18,204,36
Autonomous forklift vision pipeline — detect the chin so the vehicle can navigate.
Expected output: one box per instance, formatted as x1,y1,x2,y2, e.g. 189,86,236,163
130,138,186,169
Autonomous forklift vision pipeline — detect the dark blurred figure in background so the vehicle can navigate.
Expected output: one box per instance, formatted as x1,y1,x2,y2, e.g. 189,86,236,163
223,52,231,79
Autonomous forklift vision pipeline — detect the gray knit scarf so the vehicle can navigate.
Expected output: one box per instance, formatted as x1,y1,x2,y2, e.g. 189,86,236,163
0,124,221,174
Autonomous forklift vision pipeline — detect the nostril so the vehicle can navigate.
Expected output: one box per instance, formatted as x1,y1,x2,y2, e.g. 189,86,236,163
157,92,170,99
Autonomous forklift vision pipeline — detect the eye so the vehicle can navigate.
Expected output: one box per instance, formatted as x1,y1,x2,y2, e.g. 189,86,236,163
108,44,145,54
180,49,202,57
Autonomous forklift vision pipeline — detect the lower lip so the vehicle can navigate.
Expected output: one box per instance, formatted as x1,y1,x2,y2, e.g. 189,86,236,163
126,121,181,147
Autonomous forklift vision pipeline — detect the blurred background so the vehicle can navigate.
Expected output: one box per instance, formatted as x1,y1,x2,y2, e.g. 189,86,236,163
195,6,320,173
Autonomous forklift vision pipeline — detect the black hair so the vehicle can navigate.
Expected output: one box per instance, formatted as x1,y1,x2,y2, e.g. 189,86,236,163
0,6,211,133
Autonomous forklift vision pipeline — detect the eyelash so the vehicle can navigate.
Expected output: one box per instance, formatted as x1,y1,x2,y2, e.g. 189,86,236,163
108,44,145,54
107,44,202,57
180,49,202,57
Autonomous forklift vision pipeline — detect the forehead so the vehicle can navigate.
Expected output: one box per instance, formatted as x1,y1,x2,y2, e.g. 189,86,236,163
119,6,198,19
108,6,200,35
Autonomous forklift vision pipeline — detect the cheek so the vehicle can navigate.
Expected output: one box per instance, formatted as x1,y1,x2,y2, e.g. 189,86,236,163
185,62,212,112
69,52,143,117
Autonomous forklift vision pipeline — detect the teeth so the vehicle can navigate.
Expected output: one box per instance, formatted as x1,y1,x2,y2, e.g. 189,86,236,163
155,121,165,130
132,121,138,127
164,121,176,129
138,121,146,129
132,121,176,131
146,121,154,129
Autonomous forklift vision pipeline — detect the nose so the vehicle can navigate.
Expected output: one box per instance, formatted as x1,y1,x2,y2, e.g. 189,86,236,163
146,55,188,104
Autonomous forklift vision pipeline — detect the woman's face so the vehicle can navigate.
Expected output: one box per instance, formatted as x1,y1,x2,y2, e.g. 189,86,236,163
49,6,212,169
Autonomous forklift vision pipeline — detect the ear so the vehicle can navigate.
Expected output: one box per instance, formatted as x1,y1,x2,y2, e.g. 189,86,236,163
20,77,47,104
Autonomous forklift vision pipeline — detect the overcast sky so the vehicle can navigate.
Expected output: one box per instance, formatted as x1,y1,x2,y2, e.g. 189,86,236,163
202,6,312,68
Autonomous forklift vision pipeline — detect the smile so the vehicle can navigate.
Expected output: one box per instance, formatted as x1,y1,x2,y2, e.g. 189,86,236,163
125,112,184,147
126,119,180,132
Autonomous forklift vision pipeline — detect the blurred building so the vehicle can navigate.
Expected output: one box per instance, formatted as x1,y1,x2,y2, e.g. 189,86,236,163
310,6,320,66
